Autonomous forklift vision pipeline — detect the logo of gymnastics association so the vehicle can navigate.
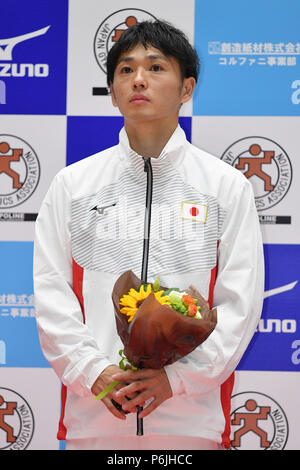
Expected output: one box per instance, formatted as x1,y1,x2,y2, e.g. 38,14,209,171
0,135,40,211
221,137,292,221
230,392,289,450
93,9,157,95
0,388,34,450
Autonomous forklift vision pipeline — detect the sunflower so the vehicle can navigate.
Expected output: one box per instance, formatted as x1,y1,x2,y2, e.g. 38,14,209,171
119,284,170,322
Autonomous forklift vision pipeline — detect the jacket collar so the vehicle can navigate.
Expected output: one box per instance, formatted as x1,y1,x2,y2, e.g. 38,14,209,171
118,124,187,181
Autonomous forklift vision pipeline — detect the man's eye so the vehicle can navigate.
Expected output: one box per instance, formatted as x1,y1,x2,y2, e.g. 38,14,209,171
121,66,132,73
151,64,162,71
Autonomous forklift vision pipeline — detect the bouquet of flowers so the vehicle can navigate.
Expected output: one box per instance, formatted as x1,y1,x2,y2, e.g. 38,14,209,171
111,270,217,371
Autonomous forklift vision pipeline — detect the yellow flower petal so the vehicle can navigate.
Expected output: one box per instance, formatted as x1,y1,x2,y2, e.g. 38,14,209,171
139,284,152,299
139,285,145,296
120,307,137,315
128,288,143,301
120,295,137,308
154,291,170,305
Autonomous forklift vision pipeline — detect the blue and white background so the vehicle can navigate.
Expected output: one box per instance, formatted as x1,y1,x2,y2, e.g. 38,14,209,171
0,0,299,450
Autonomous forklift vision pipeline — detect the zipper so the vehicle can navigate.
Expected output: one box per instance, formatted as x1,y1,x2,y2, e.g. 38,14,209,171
141,157,153,283
136,156,153,436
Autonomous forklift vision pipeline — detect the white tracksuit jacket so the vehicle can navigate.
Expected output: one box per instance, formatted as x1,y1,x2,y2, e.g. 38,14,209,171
33,125,264,448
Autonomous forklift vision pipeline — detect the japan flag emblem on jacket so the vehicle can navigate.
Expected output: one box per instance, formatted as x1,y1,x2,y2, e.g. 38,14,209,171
180,201,208,223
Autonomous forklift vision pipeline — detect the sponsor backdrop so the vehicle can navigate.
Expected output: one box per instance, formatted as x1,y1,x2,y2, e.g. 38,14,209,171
0,0,299,450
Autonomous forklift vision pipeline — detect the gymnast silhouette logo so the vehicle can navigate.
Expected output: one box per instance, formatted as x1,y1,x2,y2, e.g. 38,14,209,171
230,392,289,450
221,137,292,211
231,399,271,448
0,135,40,209
236,144,274,191
94,9,157,74
0,142,23,189
111,15,138,43
0,395,17,444
0,388,34,450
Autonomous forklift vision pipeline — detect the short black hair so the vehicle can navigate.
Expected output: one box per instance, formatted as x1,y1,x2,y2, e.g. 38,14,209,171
106,19,200,87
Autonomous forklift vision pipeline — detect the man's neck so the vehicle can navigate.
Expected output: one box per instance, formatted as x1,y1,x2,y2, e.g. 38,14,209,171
124,119,178,158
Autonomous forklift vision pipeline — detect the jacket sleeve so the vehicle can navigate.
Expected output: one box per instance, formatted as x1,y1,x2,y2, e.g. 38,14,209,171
164,178,264,396
33,170,113,397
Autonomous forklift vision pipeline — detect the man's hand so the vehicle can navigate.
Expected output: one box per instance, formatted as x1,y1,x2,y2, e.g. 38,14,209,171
91,365,133,420
111,368,173,418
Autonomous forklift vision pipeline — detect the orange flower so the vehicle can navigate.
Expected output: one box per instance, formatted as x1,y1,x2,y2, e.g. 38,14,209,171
182,294,195,306
188,304,198,317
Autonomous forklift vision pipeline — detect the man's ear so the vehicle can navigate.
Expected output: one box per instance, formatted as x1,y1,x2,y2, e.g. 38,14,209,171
180,77,196,104
110,84,118,107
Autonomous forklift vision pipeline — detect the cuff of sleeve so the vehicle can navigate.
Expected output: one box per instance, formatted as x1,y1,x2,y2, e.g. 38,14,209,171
86,358,115,392
164,364,185,396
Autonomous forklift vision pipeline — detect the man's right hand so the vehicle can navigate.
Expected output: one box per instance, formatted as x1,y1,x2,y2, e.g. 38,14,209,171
91,364,141,420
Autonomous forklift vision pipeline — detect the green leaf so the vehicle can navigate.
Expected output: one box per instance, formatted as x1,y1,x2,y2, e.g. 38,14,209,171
153,276,160,292
118,349,138,371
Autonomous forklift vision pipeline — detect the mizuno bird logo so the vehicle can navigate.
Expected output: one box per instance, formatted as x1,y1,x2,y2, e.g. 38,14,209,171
0,26,51,61
90,202,117,215
264,280,298,298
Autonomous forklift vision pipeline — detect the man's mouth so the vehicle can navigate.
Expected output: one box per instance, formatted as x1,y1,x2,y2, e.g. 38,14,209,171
130,94,150,103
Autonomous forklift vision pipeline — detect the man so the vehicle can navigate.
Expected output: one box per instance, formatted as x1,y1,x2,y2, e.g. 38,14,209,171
33,20,264,450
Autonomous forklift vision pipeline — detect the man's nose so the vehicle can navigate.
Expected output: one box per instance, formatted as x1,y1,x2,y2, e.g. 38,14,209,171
133,67,147,89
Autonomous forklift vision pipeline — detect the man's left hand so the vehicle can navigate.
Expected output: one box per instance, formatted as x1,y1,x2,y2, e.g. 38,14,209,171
111,368,172,418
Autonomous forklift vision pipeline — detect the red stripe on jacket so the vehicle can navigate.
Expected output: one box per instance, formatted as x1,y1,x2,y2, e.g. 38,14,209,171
209,241,234,449
57,258,85,441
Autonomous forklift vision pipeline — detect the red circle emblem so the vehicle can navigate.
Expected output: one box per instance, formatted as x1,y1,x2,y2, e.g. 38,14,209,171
189,206,199,217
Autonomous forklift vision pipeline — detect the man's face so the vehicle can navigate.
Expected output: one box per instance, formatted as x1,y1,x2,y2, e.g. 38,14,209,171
110,43,195,124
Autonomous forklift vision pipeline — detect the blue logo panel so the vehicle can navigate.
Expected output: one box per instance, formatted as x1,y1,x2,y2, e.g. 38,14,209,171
0,242,49,367
238,244,300,371
0,0,68,114
67,116,191,165
194,0,300,115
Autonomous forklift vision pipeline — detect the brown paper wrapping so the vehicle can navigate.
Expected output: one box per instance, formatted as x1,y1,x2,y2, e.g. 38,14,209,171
112,270,217,370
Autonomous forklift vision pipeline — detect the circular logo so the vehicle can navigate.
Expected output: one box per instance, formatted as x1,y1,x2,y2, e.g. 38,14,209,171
230,391,289,450
94,9,157,74
0,387,35,450
190,206,199,217
0,135,40,209
221,137,292,211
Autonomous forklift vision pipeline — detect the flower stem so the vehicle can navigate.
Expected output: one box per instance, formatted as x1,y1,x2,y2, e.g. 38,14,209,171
93,380,120,400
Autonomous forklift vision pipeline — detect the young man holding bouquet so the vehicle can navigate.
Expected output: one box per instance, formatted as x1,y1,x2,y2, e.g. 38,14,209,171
34,20,264,450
